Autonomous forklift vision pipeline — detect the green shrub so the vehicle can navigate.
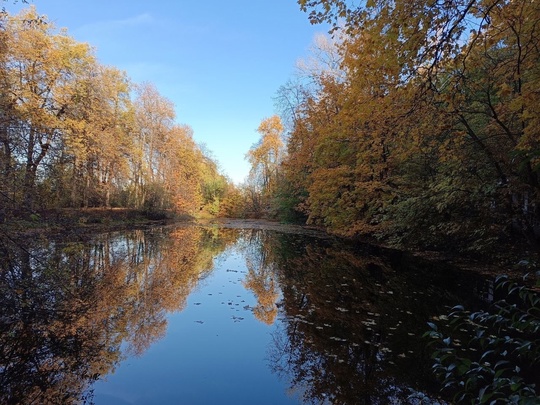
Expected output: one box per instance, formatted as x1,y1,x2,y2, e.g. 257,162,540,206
425,273,540,404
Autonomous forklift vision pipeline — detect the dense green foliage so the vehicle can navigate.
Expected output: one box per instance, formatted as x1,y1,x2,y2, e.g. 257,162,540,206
425,274,540,403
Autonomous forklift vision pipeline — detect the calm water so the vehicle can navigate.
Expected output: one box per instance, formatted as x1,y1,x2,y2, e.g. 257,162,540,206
0,224,492,404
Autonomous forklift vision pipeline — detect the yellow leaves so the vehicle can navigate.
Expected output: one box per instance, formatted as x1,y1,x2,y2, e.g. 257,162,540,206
0,6,232,212
249,115,285,165
305,165,358,229
497,82,513,99
257,115,284,138
4,7,96,136
278,0,540,248
246,115,285,201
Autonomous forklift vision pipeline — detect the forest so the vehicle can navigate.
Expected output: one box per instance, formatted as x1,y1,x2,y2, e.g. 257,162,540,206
0,7,236,220
2,0,540,256
244,0,540,254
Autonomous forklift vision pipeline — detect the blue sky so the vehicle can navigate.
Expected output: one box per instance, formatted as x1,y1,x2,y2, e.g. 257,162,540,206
5,0,329,184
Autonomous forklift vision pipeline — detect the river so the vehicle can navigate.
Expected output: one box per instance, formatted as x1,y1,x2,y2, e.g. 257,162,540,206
0,222,494,404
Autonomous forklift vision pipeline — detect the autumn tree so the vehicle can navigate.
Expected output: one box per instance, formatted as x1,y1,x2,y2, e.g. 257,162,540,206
0,7,95,210
61,64,133,208
198,145,229,216
218,182,245,218
275,33,357,229
129,82,174,209
247,115,285,192
441,0,540,237
0,6,231,219
245,115,285,216
274,0,540,249
161,124,204,213
0,12,15,215
126,83,219,215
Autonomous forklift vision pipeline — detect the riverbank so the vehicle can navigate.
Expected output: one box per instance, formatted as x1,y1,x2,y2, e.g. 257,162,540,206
1,208,536,278
194,218,538,281
1,208,191,237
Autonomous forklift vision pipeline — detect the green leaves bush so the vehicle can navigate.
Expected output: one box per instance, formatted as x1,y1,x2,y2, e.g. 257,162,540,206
425,273,540,404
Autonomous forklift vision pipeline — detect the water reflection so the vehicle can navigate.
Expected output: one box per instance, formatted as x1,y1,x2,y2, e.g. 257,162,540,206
239,231,489,404
0,227,237,404
0,225,491,404
240,230,280,325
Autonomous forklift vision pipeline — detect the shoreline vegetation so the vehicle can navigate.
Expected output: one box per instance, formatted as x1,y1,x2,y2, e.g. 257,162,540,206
1,207,535,279
1,4,539,272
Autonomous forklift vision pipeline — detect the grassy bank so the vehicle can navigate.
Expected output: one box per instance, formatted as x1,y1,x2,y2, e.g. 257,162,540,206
1,207,195,236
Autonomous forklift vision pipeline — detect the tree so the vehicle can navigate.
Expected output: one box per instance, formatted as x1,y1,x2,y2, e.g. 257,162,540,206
276,0,540,250
61,64,133,208
247,116,285,192
198,145,229,215
298,0,494,78
0,7,95,210
129,82,175,209
245,116,285,216
161,124,204,213
0,6,233,221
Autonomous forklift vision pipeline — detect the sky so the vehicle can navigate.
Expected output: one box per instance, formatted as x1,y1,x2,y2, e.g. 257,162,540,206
4,0,329,184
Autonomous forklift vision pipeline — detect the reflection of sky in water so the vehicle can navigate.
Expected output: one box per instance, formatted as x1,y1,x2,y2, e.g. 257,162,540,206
92,245,300,405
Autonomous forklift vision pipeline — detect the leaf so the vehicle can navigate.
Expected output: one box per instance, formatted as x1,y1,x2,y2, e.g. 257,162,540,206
427,321,438,331
494,360,509,369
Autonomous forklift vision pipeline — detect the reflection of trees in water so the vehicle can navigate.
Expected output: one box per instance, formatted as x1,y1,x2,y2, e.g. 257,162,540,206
263,234,488,405
0,226,238,404
239,230,280,325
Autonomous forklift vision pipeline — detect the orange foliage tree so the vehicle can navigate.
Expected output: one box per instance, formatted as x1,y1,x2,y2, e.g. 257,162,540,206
0,7,230,218
271,0,540,250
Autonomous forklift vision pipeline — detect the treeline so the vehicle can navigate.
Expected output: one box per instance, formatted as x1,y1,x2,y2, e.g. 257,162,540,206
247,0,540,252
0,7,235,219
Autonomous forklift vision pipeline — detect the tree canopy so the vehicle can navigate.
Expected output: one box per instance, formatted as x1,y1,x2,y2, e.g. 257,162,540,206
250,0,540,252
0,7,235,218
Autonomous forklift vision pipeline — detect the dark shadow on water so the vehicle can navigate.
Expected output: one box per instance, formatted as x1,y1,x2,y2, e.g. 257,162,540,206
246,231,492,404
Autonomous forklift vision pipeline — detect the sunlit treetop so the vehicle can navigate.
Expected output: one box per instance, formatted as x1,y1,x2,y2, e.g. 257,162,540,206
297,0,499,73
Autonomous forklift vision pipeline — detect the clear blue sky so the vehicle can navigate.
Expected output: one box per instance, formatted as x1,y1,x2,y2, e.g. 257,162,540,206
5,0,328,184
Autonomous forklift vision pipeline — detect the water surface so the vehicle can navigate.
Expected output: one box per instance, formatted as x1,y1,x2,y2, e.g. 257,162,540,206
0,224,491,404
